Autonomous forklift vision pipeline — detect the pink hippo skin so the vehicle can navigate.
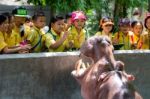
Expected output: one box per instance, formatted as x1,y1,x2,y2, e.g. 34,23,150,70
71,36,143,99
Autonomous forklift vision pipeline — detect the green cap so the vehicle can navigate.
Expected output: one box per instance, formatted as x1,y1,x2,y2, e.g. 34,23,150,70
12,6,28,17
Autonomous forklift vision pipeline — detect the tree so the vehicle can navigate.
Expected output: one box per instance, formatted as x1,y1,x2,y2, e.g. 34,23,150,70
26,0,148,35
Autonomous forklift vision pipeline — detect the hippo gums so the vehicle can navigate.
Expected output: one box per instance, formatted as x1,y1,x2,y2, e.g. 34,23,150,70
71,36,143,99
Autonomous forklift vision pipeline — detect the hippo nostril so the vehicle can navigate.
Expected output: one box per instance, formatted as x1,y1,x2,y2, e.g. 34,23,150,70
101,40,109,46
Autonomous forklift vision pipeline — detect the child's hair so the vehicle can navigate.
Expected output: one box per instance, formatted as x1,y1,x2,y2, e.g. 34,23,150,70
0,14,7,25
118,18,130,26
50,15,64,23
2,12,12,23
49,15,64,28
65,13,72,19
144,15,150,29
65,13,71,23
32,11,45,21
131,20,143,29
99,16,114,32
25,15,32,22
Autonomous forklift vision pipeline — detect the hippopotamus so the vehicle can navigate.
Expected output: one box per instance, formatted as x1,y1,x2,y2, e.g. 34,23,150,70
71,36,142,99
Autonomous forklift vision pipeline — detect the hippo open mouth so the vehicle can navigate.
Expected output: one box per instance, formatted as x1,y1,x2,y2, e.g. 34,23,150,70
72,35,143,99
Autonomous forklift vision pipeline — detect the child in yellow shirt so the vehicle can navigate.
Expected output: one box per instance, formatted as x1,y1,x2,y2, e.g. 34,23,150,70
129,21,143,49
48,15,69,52
0,14,30,54
27,12,54,52
12,6,29,43
95,17,114,41
113,18,131,50
139,15,150,49
67,11,87,50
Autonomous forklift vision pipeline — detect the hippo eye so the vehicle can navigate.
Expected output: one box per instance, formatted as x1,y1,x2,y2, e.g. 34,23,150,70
106,39,111,44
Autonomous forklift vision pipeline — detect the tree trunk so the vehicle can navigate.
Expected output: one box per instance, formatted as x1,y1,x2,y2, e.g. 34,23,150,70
148,0,150,12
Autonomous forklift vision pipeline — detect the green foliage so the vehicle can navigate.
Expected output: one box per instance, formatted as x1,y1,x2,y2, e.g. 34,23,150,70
28,0,87,14
27,0,148,36
85,9,99,37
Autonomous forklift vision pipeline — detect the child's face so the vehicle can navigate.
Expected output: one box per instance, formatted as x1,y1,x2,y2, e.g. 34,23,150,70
73,19,85,30
66,18,72,27
119,25,130,34
102,24,113,33
7,16,15,33
34,16,46,29
52,19,65,33
25,20,33,27
146,18,150,30
0,18,9,33
14,16,25,27
132,23,143,36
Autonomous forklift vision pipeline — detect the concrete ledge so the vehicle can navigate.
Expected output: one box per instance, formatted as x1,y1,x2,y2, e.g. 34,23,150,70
0,50,150,99
0,51,80,59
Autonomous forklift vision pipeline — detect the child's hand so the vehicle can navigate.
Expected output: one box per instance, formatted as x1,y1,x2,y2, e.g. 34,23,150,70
131,43,137,49
62,31,69,40
69,40,74,48
113,38,119,44
18,49,30,54
20,44,32,50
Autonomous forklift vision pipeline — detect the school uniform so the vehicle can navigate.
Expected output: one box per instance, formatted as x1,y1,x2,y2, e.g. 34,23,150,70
95,31,113,41
138,30,150,49
67,26,86,49
129,31,141,49
113,32,131,50
49,28,67,52
27,26,54,52
0,31,7,52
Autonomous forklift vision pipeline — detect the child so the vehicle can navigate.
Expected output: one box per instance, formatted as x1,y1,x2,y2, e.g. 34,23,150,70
138,15,150,49
27,11,50,52
2,12,16,47
95,17,114,41
27,12,68,52
64,13,72,31
0,14,30,54
22,15,33,39
67,11,87,50
24,15,33,28
129,21,143,49
49,15,69,52
113,18,131,50
12,6,29,43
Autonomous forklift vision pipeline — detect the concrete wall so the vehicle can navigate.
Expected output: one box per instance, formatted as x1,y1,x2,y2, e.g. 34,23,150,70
0,50,150,99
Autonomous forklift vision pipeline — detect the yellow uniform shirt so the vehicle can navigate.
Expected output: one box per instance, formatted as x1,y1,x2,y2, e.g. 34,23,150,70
27,26,54,53
68,26,86,49
4,30,20,47
23,24,31,40
95,31,113,41
12,25,31,44
43,32,55,51
113,32,131,50
138,30,150,49
129,31,141,49
12,26,23,43
0,31,7,52
49,28,67,52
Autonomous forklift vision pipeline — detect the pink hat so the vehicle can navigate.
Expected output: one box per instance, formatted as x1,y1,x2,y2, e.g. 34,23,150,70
71,11,86,23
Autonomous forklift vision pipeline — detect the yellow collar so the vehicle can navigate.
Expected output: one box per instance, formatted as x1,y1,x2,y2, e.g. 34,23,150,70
71,26,85,34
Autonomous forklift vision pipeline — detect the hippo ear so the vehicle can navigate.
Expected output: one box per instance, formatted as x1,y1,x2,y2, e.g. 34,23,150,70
115,61,125,71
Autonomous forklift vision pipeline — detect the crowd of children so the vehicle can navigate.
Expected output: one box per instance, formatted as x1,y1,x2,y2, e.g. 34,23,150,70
0,6,150,54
